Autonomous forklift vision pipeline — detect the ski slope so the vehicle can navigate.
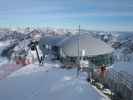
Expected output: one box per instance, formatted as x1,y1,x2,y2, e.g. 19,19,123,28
0,62,110,100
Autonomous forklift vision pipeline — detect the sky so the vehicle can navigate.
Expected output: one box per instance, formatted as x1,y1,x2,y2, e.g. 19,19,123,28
0,0,133,31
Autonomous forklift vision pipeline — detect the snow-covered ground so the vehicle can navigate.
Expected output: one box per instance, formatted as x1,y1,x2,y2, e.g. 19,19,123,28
0,41,11,47
8,62,61,78
0,62,110,100
112,62,133,76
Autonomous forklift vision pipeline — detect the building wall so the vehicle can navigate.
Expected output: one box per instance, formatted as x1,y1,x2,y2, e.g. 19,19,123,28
60,53,114,68
89,53,114,67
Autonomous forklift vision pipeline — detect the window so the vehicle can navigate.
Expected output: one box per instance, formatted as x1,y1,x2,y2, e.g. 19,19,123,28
89,53,114,67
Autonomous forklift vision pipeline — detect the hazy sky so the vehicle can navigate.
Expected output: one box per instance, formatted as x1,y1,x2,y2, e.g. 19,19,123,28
0,0,133,31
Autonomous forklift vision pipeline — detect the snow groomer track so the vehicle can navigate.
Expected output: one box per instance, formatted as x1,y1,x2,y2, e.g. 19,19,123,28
0,64,24,80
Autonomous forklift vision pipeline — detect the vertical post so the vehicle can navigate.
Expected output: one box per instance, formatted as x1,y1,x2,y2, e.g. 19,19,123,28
35,45,41,64
77,25,80,77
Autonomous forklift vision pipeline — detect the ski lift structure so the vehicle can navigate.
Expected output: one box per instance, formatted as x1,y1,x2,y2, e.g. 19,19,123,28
28,40,43,64
14,49,32,65
14,40,43,65
12,35,43,66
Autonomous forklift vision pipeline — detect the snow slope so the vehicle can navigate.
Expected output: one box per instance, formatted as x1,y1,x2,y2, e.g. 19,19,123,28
8,62,61,78
112,62,133,76
0,63,110,100
0,64,23,80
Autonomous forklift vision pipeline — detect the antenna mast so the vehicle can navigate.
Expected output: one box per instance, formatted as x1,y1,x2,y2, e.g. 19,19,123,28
77,25,80,77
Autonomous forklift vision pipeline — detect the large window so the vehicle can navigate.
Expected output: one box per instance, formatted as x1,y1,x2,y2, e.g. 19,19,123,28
90,53,114,67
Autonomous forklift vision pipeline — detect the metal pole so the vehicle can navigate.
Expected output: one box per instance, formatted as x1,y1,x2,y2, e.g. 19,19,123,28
77,25,80,77
35,45,41,64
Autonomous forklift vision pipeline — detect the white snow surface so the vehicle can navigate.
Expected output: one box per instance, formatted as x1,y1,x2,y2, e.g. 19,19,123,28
8,62,61,78
0,41,11,47
0,62,110,100
112,62,133,76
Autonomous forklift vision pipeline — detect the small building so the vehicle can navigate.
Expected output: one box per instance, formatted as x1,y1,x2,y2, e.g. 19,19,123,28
39,34,114,68
58,34,114,68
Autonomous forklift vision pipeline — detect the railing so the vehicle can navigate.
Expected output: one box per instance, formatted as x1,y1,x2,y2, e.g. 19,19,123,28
91,68,133,100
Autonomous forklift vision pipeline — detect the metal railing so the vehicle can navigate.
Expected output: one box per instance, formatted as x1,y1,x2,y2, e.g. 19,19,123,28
91,68,133,100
